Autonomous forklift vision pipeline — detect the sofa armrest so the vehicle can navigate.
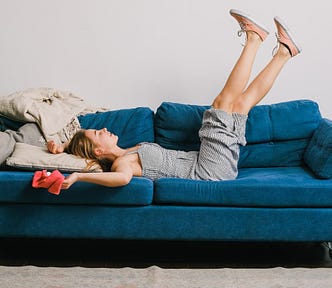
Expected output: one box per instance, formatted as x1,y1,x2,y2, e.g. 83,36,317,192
304,118,332,178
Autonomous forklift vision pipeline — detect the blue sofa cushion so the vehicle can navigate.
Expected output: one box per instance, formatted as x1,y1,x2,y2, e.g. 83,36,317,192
154,102,208,151
238,139,309,168
0,171,154,206
154,166,332,207
154,100,321,167
245,100,321,143
304,118,332,179
78,107,154,148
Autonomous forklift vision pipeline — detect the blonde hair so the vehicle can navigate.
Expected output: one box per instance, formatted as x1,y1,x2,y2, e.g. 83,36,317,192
66,130,112,171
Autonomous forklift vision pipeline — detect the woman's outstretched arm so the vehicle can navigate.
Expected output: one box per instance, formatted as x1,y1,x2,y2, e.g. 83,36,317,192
62,162,134,189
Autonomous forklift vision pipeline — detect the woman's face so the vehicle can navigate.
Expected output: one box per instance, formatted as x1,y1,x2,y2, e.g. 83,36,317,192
85,128,118,156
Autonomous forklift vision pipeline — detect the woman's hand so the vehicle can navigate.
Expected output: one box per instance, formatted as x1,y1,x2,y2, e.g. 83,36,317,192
47,140,66,154
61,173,79,189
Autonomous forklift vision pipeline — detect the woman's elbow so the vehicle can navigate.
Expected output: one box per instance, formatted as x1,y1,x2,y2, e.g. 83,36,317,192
119,174,132,186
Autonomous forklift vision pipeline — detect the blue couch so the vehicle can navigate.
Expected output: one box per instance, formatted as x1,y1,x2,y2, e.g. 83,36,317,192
1,99,332,248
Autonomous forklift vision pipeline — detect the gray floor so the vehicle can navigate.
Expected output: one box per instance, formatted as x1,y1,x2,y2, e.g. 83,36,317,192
0,239,332,268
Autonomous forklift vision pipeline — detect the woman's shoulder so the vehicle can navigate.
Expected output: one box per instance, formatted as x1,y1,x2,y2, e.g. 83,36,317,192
112,145,141,167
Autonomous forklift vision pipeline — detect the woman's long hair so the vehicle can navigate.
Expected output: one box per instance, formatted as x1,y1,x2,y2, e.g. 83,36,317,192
66,130,113,172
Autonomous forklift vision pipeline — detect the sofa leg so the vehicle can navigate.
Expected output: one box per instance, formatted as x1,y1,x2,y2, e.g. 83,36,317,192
322,242,332,259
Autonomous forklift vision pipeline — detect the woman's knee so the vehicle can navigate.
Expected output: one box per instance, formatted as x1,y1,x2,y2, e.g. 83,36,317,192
212,92,251,114
212,92,240,112
232,98,251,115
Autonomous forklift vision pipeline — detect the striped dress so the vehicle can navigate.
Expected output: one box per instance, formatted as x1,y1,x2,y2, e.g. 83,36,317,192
138,108,248,181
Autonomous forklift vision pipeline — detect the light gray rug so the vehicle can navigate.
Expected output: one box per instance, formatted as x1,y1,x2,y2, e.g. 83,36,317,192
1,265,332,288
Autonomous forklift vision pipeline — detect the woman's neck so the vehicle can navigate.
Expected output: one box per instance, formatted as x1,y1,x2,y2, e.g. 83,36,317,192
102,146,136,161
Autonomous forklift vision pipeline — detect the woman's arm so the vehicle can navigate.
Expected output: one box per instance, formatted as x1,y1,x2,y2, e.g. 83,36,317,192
62,162,134,189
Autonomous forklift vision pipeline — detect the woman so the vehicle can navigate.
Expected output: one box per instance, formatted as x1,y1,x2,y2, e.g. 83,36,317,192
48,9,301,189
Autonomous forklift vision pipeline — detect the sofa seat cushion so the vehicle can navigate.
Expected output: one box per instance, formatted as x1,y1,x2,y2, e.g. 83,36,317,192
154,166,332,207
0,172,153,206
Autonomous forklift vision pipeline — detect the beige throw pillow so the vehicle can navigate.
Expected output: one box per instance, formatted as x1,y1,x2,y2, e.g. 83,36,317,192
6,143,101,172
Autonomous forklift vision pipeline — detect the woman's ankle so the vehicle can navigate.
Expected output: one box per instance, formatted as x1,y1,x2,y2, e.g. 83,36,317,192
275,43,292,59
246,31,262,43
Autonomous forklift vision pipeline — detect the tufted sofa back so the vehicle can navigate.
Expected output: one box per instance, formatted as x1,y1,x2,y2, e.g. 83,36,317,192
154,100,322,168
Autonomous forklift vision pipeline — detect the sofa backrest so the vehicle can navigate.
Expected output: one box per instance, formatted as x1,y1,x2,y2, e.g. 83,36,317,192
154,100,322,168
78,107,155,148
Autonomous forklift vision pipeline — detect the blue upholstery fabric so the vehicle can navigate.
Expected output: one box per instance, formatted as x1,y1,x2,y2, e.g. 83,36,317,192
154,166,332,207
304,118,332,179
78,107,154,148
154,100,321,167
245,100,321,143
2,204,332,241
154,102,208,151
0,115,24,131
0,171,153,206
238,139,309,168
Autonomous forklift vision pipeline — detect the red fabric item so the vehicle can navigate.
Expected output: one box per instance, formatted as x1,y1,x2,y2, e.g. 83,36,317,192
32,169,65,195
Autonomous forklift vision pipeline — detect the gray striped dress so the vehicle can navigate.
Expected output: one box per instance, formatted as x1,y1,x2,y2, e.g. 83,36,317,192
138,108,247,181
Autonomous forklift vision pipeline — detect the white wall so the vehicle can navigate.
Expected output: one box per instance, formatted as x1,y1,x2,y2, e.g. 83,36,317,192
1,0,331,117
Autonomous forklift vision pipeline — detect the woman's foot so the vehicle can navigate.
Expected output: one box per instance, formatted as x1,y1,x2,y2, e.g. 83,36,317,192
230,9,269,41
274,16,302,57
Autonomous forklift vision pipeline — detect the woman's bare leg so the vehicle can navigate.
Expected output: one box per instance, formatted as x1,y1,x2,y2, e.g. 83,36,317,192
232,44,292,115
212,31,262,112
228,15,301,115
213,10,300,115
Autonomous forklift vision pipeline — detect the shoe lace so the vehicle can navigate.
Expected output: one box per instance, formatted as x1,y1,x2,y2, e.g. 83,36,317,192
237,22,247,37
237,22,247,46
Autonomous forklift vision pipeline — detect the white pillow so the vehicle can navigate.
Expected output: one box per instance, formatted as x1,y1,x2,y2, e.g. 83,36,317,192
6,143,101,172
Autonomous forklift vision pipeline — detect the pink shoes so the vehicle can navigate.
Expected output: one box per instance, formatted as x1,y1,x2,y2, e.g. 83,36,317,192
274,16,302,57
230,9,301,57
230,9,269,41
